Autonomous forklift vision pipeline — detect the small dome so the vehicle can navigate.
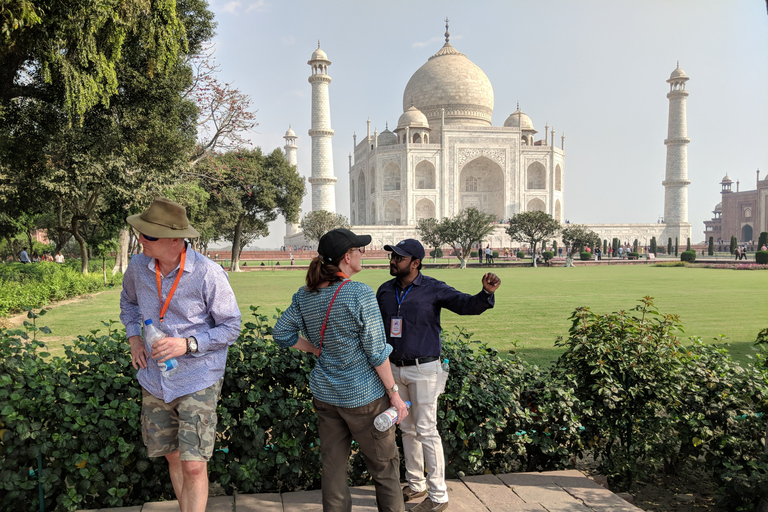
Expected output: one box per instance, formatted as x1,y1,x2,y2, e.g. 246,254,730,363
504,109,536,132
715,202,722,212
285,127,296,137
310,45,329,62
377,128,398,146
397,105,430,130
669,65,687,79
721,175,732,183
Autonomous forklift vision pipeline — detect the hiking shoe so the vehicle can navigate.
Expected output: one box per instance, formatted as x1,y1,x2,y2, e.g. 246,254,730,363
402,486,428,502
410,497,449,512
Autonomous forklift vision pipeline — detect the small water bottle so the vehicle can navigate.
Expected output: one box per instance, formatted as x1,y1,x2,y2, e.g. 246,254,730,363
374,401,411,431
438,359,449,395
144,319,179,378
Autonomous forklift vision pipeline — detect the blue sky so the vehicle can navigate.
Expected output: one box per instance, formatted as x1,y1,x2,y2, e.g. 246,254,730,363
205,0,768,248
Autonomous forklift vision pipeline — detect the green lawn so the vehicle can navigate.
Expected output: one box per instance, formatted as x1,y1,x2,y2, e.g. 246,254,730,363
16,265,768,367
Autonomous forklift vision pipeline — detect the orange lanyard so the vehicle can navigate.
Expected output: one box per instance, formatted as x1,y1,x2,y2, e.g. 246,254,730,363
155,246,187,323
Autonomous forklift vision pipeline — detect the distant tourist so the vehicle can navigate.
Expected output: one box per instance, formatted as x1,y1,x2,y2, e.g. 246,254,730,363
54,252,64,263
20,247,31,264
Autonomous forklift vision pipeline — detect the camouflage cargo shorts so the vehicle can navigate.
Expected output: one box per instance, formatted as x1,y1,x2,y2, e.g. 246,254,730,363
141,379,223,461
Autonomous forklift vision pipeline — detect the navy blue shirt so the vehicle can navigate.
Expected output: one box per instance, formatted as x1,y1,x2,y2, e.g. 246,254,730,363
376,273,495,360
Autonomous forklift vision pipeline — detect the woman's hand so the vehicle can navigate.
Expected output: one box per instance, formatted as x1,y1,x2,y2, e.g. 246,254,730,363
389,392,409,424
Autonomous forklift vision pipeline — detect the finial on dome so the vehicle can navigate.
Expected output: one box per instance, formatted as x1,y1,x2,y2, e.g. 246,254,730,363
385,122,389,129
444,18,450,43
677,60,680,67
410,97,415,108
516,101,520,111
318,40,321,49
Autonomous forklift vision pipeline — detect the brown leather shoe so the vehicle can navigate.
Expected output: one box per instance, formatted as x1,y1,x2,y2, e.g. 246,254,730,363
410,497,449,512
402,485,428,502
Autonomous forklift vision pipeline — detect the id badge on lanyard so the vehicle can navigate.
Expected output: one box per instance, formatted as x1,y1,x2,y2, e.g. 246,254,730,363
390,284,413,338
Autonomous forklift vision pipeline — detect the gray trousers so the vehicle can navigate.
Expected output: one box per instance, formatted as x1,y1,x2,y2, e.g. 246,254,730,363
314,395,404,512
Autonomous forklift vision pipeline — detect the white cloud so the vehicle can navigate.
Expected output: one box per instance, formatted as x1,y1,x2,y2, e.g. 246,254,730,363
292,90,306,98
412,36,443,49
221,1,241,14
246,0,269,12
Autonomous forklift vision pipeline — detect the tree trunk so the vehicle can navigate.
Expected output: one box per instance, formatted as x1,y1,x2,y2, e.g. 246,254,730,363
531,242,537,267
102,255,107,285
112,228,130,275
230,216,243,272
566,254,575,267
71,217,88,274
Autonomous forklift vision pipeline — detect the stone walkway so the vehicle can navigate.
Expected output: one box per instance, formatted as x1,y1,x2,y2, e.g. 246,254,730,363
78,470,642,511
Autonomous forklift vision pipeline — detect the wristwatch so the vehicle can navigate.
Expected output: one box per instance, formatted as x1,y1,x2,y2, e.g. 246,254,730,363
186,336,198,354
385,383,399,396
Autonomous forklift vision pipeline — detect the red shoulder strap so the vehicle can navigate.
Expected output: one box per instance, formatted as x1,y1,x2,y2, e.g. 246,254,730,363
318,279,351,356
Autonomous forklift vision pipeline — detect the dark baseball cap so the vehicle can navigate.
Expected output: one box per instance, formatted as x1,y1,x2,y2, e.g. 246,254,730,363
318,228,371,263
384,239,425,261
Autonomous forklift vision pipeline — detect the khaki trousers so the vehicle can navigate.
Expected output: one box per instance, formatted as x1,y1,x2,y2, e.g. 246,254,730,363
391,360,448,504
314,395,404,512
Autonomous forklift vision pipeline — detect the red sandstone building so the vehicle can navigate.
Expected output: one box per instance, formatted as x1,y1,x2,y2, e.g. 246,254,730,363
704,170,767,246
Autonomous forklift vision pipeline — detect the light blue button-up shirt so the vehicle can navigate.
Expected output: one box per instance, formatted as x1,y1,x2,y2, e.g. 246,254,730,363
120,246,241,403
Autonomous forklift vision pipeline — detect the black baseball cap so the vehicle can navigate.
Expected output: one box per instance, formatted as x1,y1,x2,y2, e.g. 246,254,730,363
384,239,425,261
318,228,371,263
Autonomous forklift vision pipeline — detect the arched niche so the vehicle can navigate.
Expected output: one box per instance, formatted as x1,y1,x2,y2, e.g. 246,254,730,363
371,202,376,225
370,166,376,193
415,160,435,189
527,162,546,190
383,161,401,191
459,156,505,220
384,199,401,225
555,199,562,222
357,173,367,225
350,178,355,203
527,198,546,212
415,198,436,221
555,164,562,191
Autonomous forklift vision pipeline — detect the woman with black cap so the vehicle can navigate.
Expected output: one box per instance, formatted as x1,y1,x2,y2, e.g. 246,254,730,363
273,228,408,512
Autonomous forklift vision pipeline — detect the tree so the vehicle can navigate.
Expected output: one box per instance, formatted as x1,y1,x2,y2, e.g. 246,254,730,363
668,238,673,255
708,236,714,256
300,210,351,246
438,207,496,269
1,0,186,120
730,236,738,255
758,232,768,249
199,148,304,271
505,211,560,267
650,237,657,255
560,224,601,267
686,237,691,252
416,218,442,263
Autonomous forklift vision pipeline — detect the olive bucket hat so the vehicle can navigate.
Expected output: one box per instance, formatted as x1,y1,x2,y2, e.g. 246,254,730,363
126,197,200,239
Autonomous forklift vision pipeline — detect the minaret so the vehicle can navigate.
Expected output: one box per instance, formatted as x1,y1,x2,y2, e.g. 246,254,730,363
307,42,337,212
284,126,301,237
662,62,692,241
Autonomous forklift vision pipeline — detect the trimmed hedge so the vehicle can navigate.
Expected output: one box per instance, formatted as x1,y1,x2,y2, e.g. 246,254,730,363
756,251,768,264
579,251,592,261
680,250,696,263
516,251,525,259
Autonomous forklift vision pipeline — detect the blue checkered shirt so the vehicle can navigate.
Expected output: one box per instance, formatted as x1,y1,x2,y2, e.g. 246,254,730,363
273,280,391,408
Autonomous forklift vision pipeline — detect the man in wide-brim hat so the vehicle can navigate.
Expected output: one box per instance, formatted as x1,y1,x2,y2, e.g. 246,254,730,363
120,197,241,511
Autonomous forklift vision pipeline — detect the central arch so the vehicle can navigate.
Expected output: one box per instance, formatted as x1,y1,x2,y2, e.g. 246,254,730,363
458,156,504,220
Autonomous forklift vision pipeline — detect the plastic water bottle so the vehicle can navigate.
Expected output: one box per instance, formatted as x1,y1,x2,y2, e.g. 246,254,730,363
438,359,450,394
374,401,411,431
144,319,179,377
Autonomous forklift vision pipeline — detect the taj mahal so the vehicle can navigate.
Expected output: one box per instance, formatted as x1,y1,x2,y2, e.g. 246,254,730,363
285,23,692,250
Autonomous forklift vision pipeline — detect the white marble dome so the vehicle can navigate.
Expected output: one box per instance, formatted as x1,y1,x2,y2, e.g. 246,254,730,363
504,109,536,132
402,42,494,127
377,127,398,145
669,65,687,79
397,105,430,130
310,46,329,62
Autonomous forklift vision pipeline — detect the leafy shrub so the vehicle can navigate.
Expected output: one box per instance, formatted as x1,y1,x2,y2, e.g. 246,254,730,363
470,251,478,258
542,251,554,260
516,251,525,259
680,250,696,263
492,251,499,258
627,252,639,260
429,248,443,258
552,297,684,490
756,251,768,264
579,251,592,261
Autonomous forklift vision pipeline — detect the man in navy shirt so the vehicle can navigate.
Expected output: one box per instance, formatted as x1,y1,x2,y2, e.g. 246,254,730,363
376,239,500,512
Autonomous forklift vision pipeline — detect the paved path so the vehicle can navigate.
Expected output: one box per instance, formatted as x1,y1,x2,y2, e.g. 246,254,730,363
78,470,642,511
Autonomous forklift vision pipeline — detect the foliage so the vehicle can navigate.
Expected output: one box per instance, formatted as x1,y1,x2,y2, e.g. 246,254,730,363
755,251,768,265
731,236,738,255
543,251,554,260
709,236,714,256
680,250,696,263
429,248,443,258
627,252,639,260
300,210,350,245
667,238,673,255
505,211,560,267
560,224,600,256
0,262,120,317
416,218,442,263
470,251,478,258
516,251,525,259
552,298,685,490
438,208,496,269
686,238,691,252
759,232,768,249
579,252,592,261
650,237,657,255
